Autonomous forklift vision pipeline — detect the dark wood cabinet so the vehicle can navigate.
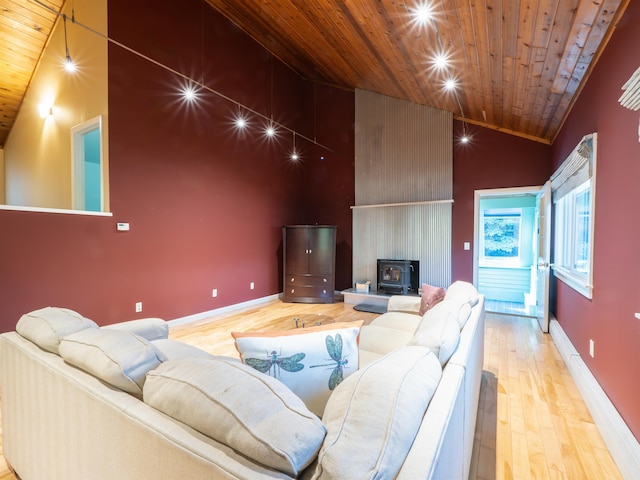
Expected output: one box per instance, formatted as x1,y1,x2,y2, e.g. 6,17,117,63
283,225,336,303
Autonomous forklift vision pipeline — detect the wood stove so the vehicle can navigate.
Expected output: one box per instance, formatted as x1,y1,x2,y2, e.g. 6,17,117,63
377,259,419,295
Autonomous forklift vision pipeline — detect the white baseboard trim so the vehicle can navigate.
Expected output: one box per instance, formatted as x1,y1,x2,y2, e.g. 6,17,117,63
167,294,281,328
549,318,640,480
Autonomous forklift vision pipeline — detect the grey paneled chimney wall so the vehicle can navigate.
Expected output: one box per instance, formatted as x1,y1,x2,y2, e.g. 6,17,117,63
353,89,453,290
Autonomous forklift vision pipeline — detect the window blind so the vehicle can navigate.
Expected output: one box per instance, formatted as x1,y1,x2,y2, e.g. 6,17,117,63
550,133,596,202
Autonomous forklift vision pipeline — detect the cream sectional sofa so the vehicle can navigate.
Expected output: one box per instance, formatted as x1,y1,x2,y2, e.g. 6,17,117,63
0,282,485,480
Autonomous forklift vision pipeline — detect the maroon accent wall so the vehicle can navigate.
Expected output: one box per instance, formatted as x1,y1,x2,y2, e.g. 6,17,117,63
551,0,640,440
0,0,354,330
452,123,551,282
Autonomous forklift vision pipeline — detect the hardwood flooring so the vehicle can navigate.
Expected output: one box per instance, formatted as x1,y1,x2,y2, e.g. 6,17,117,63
0,299,622,479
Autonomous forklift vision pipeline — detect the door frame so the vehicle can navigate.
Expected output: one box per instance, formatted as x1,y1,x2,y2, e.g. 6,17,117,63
473,185,543,290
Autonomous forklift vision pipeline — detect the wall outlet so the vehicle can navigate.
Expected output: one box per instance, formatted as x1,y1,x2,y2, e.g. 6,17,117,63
250,282,255,290
212,288,217,298
135,301,143,313
589,339,595,358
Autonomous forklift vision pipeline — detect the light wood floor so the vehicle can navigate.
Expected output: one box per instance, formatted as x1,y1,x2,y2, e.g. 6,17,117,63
0,299,623,479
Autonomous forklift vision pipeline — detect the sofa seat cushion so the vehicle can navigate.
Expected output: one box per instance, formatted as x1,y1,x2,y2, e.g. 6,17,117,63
232,322,362,417
368,311,421,333
358,349,385,368
59,328,166,395
16,307,98,354
358,325,414,356
312,346,442,479
386,295,421,314
143,357,326,477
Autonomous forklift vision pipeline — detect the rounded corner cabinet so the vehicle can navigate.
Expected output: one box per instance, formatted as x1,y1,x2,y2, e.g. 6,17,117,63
283,225,336,303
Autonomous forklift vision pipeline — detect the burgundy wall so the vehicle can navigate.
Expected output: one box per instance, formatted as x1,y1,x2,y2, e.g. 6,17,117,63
452,123,551,282
550,0,640,440
0,0,354,330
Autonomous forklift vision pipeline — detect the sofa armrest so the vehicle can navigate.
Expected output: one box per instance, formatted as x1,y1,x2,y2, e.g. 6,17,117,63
102,318,168,341
387,295,421,314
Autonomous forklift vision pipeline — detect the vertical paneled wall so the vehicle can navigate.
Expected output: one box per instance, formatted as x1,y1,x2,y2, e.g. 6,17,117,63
353,89,453,289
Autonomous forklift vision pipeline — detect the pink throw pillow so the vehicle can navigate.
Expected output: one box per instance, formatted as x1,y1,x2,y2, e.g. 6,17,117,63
419,283,446,316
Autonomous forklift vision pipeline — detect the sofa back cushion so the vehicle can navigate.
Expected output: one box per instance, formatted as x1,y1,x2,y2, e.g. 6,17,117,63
428,298,473,330
143,357,326,477
59,328,165,395
409,311,461,365
444,281,480,307
16,307,98,354
312,346,441,479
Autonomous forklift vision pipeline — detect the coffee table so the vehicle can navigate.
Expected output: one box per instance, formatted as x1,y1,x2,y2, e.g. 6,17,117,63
274,313,335,329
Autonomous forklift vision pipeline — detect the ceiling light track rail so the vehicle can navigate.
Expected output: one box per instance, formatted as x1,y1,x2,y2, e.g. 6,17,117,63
31,0,334,153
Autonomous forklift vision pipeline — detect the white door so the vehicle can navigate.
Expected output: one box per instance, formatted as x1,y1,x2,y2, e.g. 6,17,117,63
535,181,552,332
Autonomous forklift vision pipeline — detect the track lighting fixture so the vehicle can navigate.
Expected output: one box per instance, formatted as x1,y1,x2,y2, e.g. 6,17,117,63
62,14,76,73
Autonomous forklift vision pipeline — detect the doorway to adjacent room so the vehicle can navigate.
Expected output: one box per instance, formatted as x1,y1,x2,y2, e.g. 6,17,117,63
473,186,543,317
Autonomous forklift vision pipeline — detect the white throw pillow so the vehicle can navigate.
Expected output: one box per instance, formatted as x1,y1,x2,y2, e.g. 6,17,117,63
144,357,326,477
409,313,461,365
444,280,480,307
16,306,98,354
232,321,363,417
59,328,165,394
312,346,442,480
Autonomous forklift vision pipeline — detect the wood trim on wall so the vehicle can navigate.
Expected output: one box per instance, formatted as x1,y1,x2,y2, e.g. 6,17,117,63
550,318,640,479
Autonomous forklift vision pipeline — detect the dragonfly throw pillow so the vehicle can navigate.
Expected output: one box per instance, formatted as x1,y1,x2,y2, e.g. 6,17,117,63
232,321,363,417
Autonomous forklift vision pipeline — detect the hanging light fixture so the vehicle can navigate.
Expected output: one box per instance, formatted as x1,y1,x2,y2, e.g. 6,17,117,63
62,14,76,73
290,132,300,161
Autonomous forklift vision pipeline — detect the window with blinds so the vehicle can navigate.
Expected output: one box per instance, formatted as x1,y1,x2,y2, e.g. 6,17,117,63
551,133,597,299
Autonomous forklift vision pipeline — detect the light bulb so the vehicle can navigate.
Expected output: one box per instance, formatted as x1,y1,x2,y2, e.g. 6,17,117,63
64,55,76,73
183,86,196,101
413,3,435,24
265,124,277,138
444,78,457,91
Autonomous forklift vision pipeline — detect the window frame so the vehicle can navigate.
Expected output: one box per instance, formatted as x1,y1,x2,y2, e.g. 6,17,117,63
551,133,597,299
479,207,524,267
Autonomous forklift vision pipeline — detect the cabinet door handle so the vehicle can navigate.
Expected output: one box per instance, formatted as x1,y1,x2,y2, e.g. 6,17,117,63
291,289,295,294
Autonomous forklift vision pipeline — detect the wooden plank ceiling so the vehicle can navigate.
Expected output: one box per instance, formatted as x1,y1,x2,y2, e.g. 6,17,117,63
0,0,63,147
204,0,630,144
0,0,630,147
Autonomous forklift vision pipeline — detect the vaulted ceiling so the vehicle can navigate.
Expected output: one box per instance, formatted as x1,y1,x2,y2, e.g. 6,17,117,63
0,0,631,148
